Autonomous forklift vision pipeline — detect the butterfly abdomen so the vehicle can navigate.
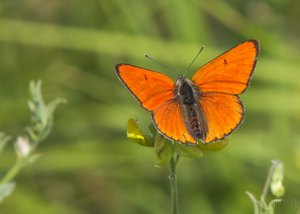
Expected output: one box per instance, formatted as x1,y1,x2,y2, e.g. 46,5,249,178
175,77,208,142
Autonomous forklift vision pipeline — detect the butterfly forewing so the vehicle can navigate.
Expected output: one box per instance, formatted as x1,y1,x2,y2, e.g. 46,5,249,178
192,40,259,94
116,64,174,111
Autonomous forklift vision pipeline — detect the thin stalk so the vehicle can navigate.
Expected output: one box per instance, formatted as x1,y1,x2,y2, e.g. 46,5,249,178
261,160,280,200
169,154,180,214
0,159,25,184
0,141,38,184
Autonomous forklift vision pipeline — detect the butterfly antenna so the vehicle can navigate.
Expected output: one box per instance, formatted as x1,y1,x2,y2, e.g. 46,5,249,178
144,54,179,76
184,46,205,76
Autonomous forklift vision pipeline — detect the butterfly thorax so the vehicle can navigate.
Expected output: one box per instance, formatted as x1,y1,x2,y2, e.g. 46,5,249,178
175,76,208,141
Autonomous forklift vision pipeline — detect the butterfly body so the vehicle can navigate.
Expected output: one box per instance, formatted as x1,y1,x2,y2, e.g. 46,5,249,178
175,76,208,141
116,40,259,144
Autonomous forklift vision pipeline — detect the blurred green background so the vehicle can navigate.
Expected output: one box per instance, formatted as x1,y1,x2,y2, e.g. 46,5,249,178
0,0,300,213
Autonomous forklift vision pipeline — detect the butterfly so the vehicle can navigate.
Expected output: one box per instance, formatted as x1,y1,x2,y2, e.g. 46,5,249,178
115,40,259,144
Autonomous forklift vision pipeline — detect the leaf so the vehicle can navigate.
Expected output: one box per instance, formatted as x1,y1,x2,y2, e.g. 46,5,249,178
26,152,41,163
268,199,282,212
127,119,154,147
154,136,174,167
0,183,15,203
245,192,259,214
0,133,10,154
175,143,203,158
46,98,67,117
148,123,157,136
27,80,65,143
197,139,229,154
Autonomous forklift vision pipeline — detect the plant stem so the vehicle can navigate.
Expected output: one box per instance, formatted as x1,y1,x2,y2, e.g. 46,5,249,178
0,139,38,184
261,160,280,200
0,159,25,184
169,154,180,214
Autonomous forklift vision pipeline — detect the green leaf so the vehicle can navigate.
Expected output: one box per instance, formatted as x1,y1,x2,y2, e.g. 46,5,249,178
0,183,15,203
127,119,154,147
0,133,10,154
197,139,229,154
46,98,67,117
268,199,282,212
154,136,174,167
28,153,42,163
175,143,203,158
27,80,65,143
246,192,259,214
148,123,157,136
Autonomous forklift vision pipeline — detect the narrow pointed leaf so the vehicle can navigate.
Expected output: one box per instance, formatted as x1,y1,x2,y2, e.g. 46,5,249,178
0,183,15,203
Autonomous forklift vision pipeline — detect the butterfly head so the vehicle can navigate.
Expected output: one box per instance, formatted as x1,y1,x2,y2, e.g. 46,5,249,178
175,76,200,105
176,75,197,89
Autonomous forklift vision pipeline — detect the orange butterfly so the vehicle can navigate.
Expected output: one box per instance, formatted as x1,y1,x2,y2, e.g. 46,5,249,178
115,40,259,144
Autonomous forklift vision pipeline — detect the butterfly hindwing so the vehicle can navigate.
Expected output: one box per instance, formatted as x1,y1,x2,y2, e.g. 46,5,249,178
152,100,196,144
199,93,244,143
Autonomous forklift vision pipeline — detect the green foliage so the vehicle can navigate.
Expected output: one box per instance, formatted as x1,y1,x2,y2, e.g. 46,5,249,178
126,119,228,167
0,81,64,202
27,80,66,144
174,143,203,159
246,160,286,214
126,119,234,213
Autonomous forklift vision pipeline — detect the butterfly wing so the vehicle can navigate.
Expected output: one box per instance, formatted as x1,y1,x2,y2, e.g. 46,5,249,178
200,93,244,143
192,40,259,94
115,64,175,111
152,101,196,144
193,40,259,143
116,64,196,143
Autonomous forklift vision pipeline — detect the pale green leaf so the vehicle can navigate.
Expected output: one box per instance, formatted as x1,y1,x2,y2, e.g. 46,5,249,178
0,183,15,203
